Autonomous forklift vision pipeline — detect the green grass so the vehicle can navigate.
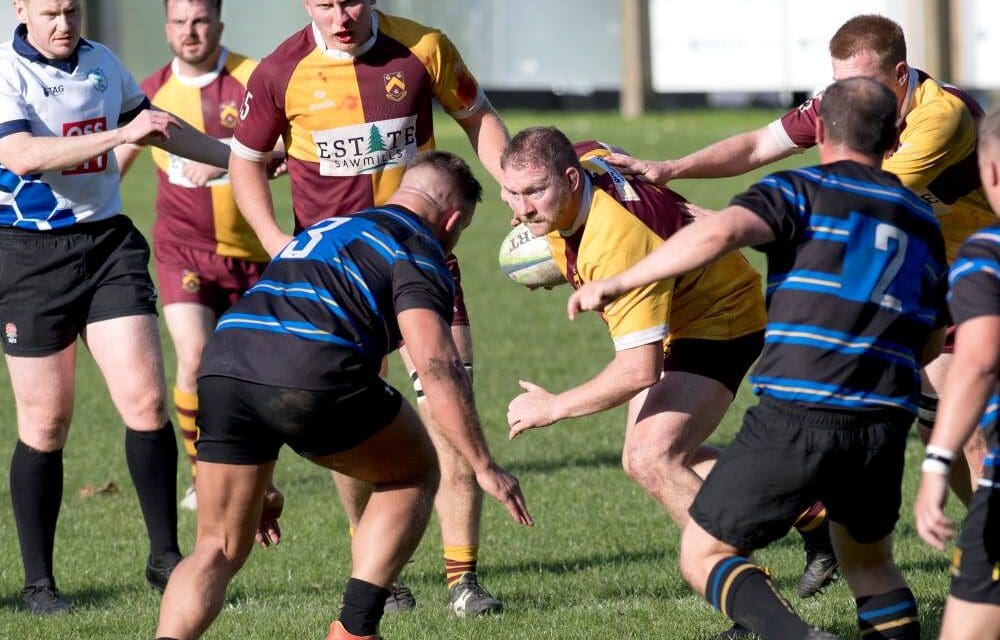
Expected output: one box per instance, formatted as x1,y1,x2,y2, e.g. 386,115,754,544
0,109,964,639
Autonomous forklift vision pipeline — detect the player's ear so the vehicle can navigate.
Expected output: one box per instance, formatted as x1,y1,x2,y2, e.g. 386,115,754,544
443,208,464,233
565,165,581,192
894,61,908,85
815,116,826,145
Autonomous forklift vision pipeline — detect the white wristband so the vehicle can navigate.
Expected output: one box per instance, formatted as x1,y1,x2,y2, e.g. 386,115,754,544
925,445,955,462
921,458,951,475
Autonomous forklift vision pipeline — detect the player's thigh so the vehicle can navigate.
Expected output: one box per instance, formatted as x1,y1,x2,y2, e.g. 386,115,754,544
163,303,216,366
194,460,274,564
625,370,733,459
84,313,167,429
689,400,820,551
314,398,439,488
5,345,77,447
939,596,1000,640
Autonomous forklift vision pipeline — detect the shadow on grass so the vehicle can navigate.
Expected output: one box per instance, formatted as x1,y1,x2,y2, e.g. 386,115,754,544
508,450,622,475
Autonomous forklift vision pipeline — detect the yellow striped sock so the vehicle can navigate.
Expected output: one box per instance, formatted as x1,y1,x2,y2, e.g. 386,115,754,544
173,386,199,480
444,544,478,589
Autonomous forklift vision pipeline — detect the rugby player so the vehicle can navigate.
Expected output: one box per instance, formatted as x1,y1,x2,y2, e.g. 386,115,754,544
915,105,1000,639
115,0,272,512
503,127,766,528
228,0,510,614
0,0,231,614
152,151,531,640
570,78,949,640
604,12,990,598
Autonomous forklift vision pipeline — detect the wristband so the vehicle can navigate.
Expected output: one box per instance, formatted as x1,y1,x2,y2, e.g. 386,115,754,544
921,458,951,475
925,445,955,463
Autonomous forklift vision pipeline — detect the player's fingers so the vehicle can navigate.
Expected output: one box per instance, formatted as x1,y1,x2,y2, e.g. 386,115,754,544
603,152,638,172
518,379,541,392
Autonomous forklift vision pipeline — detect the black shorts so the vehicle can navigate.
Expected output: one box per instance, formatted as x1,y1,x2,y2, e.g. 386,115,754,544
690,396,912,550
950,487,1000,604
664,330,764,395
0,216,158,356
196,375,404,465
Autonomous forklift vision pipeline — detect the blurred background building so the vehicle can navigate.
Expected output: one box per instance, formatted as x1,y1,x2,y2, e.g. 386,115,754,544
1,1,997,111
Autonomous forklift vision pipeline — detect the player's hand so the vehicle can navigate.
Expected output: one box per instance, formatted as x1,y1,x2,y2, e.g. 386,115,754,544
603,152,673,184
266,151,288,179
508,380,559,438
567,279,623,320
121,109,181,144
182,160,226,187
914,471,954,551
256,484,284,548
680,201,716,223
475,462,533,526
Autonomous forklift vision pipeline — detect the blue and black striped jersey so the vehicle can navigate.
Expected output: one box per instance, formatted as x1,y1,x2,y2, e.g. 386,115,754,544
734,161,949,414
199,205,454,390
948,226,1000,486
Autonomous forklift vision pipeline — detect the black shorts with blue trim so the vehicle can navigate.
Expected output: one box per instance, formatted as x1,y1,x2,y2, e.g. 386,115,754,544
196,374,403,465
950,486,1000,604
689,395,913,551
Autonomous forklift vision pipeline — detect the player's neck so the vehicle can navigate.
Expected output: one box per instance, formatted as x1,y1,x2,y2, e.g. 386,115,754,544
174,48,223,78
818,144,881,168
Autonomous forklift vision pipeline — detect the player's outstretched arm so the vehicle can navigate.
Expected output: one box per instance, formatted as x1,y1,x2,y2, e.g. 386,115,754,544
568,205,774,319
229,153,292,257
455,102,509,185
603,125,794,184
915,316,1000,550
145,108,230,169
507,342,662,439
398,307,533,526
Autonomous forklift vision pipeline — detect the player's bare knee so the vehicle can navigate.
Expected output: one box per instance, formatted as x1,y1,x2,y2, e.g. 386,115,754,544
122,387,169,430
19,418,72,452
623,439,683,488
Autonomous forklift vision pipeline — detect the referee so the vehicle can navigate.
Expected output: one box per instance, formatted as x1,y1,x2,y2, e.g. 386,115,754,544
0,0,229,614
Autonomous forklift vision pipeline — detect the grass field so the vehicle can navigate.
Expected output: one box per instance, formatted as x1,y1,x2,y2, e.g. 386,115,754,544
0,109,966,640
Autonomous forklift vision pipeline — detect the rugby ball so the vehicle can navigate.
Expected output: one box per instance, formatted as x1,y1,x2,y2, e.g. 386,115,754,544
498,224,566,288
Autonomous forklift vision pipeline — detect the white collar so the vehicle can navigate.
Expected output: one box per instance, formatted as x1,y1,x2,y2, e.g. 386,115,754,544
561,174,593,237
170,48,228,89
311,10,379,60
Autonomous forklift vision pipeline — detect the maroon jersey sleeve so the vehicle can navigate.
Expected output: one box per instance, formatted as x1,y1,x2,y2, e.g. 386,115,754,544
231,26,313,161
775,94,822,149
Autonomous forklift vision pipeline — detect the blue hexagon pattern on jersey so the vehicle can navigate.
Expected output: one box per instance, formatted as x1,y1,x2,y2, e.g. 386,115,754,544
0,168,76,229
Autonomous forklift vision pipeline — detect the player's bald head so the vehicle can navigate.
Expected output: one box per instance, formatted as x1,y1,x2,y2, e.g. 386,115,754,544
820,77,897,156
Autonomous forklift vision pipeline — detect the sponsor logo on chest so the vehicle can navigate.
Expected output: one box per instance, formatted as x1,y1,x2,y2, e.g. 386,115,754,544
62,117,108,175
312,116,418,177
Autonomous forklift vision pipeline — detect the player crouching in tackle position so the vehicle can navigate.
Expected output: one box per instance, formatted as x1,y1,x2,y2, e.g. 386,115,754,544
153,152,532,640
502,127,766,529
915,105,1000,640
571,78,949,640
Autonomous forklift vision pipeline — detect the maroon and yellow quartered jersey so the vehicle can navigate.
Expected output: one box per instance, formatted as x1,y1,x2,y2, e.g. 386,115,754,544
231,11,486,230
141,49,267,261
548,141,767,352
770,69,991,262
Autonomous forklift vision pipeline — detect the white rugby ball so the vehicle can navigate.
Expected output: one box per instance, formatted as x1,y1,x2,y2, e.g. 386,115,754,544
498,224,566,288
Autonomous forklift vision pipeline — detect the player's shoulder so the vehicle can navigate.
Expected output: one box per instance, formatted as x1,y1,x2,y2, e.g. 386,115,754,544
140,60,174,95
959,225,1000,258
223,50,259,85
377,10,449,55
254,25,316,81
909,71,976,129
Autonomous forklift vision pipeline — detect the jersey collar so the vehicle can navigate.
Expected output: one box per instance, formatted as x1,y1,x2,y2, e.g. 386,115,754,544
561,174,593,237
311,9,379,60
12,23,92,73
897,67,918,127
170,48,228,89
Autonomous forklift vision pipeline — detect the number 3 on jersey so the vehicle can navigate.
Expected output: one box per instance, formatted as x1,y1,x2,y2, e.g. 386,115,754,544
279,217,351,259
840,215,923,313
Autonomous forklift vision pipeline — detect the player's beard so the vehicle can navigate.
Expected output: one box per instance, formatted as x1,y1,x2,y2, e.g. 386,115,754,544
172,36,221,67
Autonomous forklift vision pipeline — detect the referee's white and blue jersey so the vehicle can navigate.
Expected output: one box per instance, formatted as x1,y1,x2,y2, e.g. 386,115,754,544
199,206,455,391
0,25,149,230
733,161,950,415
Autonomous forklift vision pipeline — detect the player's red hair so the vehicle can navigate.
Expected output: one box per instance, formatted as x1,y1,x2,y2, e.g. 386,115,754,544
829,15,906,71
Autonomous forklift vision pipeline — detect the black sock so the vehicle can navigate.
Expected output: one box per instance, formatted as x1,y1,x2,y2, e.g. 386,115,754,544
125,425,179,558
856,587,920,639
706,556,812,639
10,441,63,587
339,578,390,636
